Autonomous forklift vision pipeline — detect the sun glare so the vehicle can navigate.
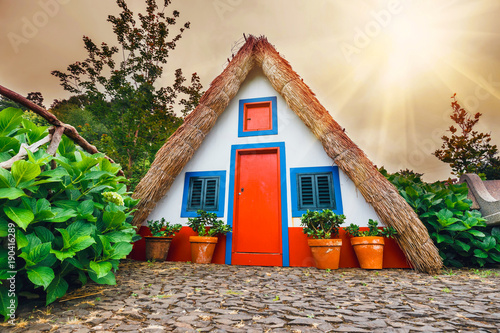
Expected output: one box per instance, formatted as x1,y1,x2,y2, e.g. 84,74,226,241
380,3,449,85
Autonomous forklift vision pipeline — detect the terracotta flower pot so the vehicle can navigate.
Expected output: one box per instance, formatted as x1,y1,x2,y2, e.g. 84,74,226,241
145,236,173,261
307,238,342,270
189,236,218,264
350,236,384,269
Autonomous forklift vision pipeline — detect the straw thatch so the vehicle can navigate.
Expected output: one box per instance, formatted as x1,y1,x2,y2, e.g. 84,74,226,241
132,35,443,274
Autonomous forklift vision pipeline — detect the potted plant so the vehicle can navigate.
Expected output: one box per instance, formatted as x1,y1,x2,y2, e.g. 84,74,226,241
300,209,346,270
187,210,232,264
344,219,398,269
145,218,182,261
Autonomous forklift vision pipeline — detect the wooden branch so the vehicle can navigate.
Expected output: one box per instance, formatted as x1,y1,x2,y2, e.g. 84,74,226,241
47,126,65,155
0,135,52,169
0,84,124,176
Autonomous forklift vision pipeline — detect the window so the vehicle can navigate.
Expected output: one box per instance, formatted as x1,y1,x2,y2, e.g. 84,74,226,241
297,173,335,210
238,96,278,137
290,166,343,217
181,171,226,217
187,177,219,211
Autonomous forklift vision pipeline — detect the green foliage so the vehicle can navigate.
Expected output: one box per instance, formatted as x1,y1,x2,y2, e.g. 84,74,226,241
434,94,499,178
187,210,231,237
344,219,398,238
300,209,346,239
147,217,182,237
51,0,203,189
0,108,140,321
381,167,500,268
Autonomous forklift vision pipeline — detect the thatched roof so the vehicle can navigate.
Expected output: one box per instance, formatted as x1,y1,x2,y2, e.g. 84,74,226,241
132,35,442,274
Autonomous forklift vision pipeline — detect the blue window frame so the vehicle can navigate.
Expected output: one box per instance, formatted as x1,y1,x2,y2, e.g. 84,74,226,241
290,166,343,217
181,171,226,217
238,96,278,137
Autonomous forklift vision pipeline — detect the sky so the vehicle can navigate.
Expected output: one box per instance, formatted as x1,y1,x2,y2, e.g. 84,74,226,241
1,0,500,182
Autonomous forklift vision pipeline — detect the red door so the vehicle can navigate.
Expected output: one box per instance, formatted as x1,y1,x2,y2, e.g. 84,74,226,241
232,148,282,266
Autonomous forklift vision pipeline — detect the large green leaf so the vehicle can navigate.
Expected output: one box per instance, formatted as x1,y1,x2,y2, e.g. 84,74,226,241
0,218,8,238
473,249,488,258
0,137,20,154
453,239,471,252
90,261,112,279
491,227,500,239
70,237,96,252
474,236,496,251
109,242,133,259
46,208,77,223
34,226,55,243
98,158,121,174
22,119,48,145
103,211,126,231
3,206,34,231
27,266,54,290
19,242,51,266
0,168,14,188
56,135,76,157
104,230,133,243
0,188,26,200
0,285,17,322
15,229,28,249
0,107,23,137
11,160,41,186
74,151,99,173
40,167,70,179
468,230,486,238
489,252,500,262
46,275,68,305
82,171,113,181
88,270,116,285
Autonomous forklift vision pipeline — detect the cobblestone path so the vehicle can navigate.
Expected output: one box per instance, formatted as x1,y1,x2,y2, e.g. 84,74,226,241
3,260,500,332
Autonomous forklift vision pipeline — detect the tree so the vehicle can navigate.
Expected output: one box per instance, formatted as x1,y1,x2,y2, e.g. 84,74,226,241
26,91,45,108
51,0,203,187
434,94,498,178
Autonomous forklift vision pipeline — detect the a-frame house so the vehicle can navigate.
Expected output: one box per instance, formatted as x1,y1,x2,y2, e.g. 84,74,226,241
131,35,442,274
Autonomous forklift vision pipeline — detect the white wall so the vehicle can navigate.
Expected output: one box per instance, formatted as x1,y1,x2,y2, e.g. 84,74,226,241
145,68,382,227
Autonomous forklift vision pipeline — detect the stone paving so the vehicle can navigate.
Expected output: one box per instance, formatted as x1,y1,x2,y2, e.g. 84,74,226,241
3,260,500,332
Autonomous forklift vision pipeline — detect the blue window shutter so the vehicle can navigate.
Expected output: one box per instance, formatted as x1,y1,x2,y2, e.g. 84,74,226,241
315,174,335,209
203,178,219,210
298,175,315,208
297,173,335,210
187,177,220,211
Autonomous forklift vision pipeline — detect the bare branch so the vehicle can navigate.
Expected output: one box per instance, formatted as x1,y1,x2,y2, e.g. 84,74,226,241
0,135,52,169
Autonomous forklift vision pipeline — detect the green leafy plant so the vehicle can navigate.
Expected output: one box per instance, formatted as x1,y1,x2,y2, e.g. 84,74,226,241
300,209,346,239
146,217,182,237
0,108,139,321
187,210,231,237
381,167,500,268
344,219,398,238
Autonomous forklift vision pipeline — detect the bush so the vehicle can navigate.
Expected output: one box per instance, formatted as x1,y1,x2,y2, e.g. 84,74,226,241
187,210,231,236
381,167,500,268
0,108,140,321
300,209,346,239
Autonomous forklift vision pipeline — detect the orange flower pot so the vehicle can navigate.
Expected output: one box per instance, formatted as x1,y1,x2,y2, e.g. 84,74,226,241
145,236,173,261
307,238,342,270
189,236,218,264
350,236,384,269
